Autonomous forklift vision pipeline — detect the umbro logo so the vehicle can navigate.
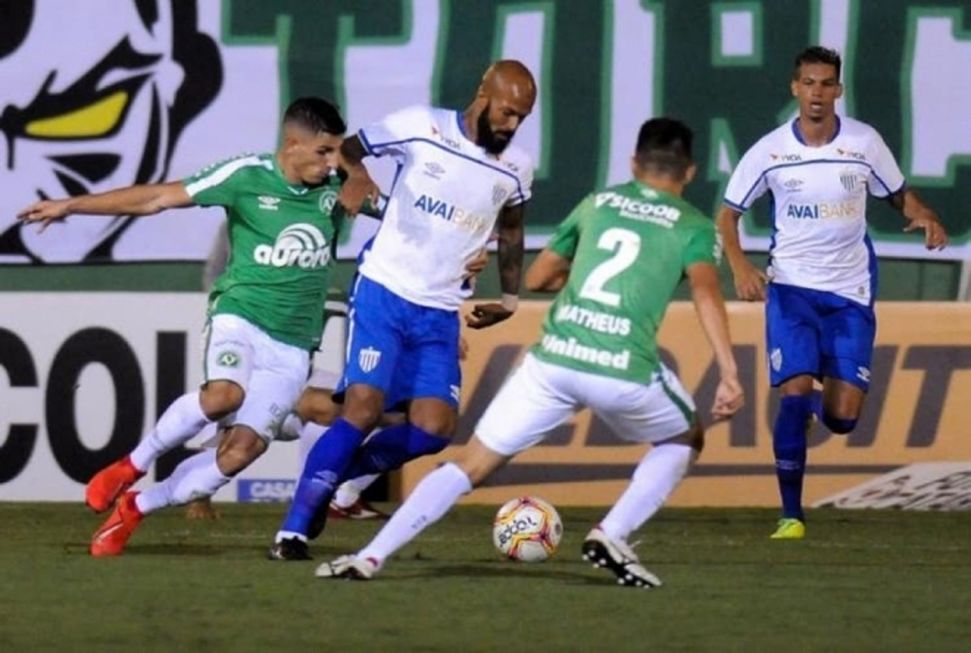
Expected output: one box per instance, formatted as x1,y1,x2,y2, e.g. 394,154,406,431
258,195,280,211
424,162,446,180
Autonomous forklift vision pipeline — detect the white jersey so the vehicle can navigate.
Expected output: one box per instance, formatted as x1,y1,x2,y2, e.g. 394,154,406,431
724,116,905,305
356,105,533,310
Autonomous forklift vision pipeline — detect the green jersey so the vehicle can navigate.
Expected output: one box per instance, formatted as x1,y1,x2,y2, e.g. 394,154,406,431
531,180,720,383
185,153,344,350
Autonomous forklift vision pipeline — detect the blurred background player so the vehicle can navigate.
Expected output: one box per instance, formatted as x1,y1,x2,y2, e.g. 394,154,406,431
270,60,537,556
717,46,948,540
19,97,350,556
317,117,744,586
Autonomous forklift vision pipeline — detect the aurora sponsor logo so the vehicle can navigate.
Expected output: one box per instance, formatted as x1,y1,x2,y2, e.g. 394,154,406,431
253,223,331,268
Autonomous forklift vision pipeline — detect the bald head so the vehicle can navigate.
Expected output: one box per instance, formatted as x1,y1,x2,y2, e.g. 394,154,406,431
479,60,537,107
470,60,535,155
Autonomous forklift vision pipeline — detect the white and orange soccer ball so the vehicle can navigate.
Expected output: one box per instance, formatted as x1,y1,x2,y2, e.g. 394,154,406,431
492,496,563,562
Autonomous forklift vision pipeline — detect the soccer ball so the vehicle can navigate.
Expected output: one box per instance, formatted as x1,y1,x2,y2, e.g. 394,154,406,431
492,496,563,562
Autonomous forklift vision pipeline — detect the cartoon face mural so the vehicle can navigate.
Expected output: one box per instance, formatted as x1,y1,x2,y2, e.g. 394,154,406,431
0,0,221,263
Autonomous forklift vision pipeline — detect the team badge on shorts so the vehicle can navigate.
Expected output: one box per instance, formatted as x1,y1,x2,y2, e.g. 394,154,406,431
770,348,783,372
217,350,240,367
359,346,382,373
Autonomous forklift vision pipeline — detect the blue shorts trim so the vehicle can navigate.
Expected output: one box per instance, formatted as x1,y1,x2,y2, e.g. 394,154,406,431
766,283,875,391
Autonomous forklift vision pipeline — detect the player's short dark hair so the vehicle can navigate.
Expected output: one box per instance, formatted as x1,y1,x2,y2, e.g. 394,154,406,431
283,97,346,135
634,117,693,180
793,46,841,81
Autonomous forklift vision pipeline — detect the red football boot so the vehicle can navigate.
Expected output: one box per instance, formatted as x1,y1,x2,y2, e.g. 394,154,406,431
85,456,144,513
90,491,144,557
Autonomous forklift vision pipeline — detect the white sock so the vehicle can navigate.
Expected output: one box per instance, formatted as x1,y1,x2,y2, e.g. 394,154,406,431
134,449,230,515
130,392,211,472
298,421,327,462
599,443,696,543
278,412,304,441
333,473,380,508
358,463,471,564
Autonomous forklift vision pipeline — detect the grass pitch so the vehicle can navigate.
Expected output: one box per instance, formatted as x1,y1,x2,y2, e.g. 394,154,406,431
0,504,968,652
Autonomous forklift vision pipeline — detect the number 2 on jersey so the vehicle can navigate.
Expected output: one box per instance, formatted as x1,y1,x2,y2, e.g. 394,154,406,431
578,228,641,307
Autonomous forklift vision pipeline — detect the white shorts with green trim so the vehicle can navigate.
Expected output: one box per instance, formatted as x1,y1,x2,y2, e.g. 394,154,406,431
203,314,309,442
475,353,695,457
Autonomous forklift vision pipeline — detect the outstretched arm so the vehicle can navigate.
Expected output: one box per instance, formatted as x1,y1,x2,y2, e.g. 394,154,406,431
524,248,571,293
338,135,380,215
715,205,767,301
686,261,744,421
17,181,193,231
889,188,948,250
465,203,525,329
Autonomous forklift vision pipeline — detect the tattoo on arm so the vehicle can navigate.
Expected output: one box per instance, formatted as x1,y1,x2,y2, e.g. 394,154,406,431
497,203,525,294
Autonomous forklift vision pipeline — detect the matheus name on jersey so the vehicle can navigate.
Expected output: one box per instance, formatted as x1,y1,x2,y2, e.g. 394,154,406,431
533,180,719,383
184,153,344,350
724,116,905,305
356,105,534,310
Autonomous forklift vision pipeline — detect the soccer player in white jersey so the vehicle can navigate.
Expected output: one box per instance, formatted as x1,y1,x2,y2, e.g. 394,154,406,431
716,47,948,540
272,60,536,553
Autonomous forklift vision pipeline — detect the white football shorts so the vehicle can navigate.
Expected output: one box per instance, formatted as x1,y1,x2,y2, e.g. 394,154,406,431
202,313,309,442
476,353,696,457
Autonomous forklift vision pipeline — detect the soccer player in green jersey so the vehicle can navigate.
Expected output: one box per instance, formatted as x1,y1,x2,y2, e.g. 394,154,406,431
17,97,349,556
316,117,745,587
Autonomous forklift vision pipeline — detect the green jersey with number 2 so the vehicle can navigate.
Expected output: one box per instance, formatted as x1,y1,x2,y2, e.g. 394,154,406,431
531,180,721,383
184,153,344,350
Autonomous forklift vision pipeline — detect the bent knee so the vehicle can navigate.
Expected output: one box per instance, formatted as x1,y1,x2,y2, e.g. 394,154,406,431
408,402,456,437
216,429,266,475
295,389,340,426
822,414,858,434
657,420,704,453
200,381,245,419
342,385,384,430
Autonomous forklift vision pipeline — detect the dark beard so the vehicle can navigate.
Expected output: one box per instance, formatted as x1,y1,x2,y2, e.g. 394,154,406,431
476,107,511,155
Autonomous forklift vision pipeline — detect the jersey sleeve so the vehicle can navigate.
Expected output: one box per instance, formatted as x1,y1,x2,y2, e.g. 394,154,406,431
866,131,906,198
357,105,428,161
183,156,253,207
504,154,534,207
723,142,769,212
546,195,591,259
682,220,721,270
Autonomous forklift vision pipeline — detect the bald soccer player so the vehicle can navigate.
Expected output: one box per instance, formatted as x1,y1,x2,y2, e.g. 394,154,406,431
269,60,537,559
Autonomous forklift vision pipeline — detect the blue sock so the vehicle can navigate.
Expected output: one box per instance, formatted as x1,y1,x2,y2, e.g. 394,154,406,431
280,418,366,536
343,423,448,479
773,395,811,521
809,389,823,421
